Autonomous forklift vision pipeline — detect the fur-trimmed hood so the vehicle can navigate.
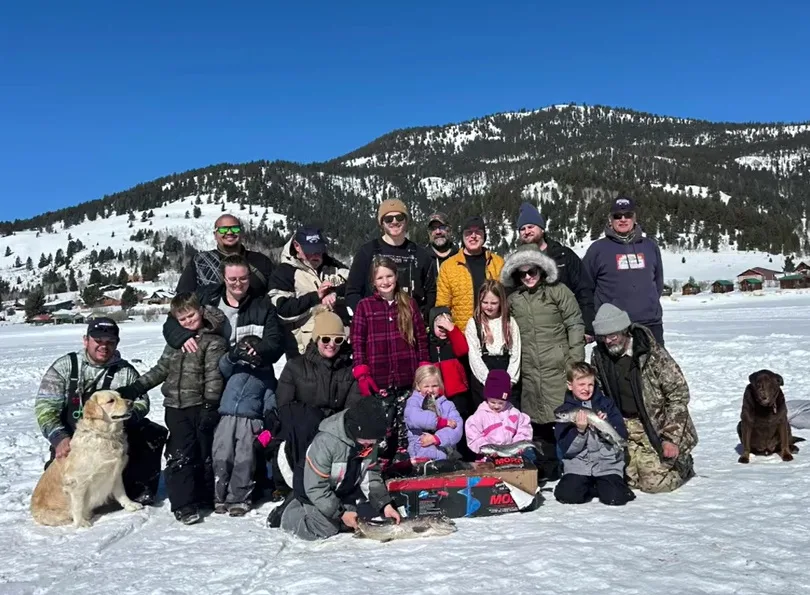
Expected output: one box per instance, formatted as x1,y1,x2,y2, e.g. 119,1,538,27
501,244,558,288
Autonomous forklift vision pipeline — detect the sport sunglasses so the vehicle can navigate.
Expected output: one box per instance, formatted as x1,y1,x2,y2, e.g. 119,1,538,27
611,212,634,220
382,214,407,224
215,225,242,235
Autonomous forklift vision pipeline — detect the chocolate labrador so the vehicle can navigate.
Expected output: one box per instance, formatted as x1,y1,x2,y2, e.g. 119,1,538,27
737,370,797,464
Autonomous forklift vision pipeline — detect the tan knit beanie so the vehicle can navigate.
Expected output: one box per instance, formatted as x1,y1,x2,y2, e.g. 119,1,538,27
377,199,409,224
312,311,346,340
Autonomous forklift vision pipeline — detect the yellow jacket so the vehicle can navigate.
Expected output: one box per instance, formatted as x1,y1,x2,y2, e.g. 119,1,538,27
436,250,505,332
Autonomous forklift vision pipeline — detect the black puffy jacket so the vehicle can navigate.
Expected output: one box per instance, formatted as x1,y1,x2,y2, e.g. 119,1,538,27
544,238,596,334
275,342,362,417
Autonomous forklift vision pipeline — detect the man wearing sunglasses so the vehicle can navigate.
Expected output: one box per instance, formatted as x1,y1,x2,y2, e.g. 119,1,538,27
175,214,274,298
516,202,595,337
582,197,666,346
268,226,350,357
345,199,436,319
425,211,458,274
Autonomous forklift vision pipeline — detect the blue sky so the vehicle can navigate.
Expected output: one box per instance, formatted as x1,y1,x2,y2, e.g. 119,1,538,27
1,0,808,221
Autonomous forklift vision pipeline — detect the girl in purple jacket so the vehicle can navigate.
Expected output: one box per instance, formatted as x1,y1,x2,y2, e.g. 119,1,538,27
404,365,463,461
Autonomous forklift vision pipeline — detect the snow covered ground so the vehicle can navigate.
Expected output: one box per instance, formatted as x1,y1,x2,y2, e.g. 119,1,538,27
2,292,810,594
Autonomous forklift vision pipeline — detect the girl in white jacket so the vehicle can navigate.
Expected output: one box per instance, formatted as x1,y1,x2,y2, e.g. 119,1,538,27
464,280,521,407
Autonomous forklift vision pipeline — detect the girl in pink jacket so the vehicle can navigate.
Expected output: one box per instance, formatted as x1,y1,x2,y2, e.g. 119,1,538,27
465,369,532,454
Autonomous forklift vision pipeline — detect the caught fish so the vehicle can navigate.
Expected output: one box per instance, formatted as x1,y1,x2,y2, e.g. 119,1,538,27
354,515,457,543
554,408,627,449
479,440,540,457
422,393,438,414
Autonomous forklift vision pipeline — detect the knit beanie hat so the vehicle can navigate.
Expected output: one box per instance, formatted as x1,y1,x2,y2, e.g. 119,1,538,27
484,369,512,401
377,199,409,223
344,398,389,441
516,202,546,230
312,311,345,340
592,304,632,336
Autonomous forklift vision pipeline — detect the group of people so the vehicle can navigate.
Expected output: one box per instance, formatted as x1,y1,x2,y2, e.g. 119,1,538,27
33,195,698,539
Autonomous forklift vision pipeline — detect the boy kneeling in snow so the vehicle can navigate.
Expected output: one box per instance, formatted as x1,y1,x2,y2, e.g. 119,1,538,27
554,362,635,506
280,397,401,540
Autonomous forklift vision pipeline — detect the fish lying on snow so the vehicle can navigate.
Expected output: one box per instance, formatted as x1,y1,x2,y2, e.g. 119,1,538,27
354,516,457,543
479,440,540,457
554,408,627,449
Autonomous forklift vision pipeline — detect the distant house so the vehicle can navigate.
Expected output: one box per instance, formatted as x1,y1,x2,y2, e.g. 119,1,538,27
796,261,810,276
30,313,53,325
740,278,763,292
99,284,123,292
682,282,701,296
52,309,85,324
779,274,806,290
99,297,122,308
735,267,782,287
711,280,735,294
662,284,673,297
43,298,75,314
146,289,175,305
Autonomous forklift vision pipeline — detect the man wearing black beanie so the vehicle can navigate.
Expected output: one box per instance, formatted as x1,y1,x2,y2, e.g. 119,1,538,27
280,398,401,540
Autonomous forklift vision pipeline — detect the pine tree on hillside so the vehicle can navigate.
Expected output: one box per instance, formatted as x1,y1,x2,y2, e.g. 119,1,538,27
81,285,102,307
88,269,104,285
185,211,190,219
193,206,201,218
120,286,138,310
68,269,78,292
38,253,48,268
117,267,130,286
24,287,46,320
4,246,11,257
54,249,65,267
14,256,21,268
784,255,796,272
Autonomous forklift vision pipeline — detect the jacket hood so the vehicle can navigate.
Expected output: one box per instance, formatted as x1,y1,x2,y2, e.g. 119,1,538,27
604,223,645,244
501,245,558,288
317,409,354,447
200,306,225,335
428,306,452,330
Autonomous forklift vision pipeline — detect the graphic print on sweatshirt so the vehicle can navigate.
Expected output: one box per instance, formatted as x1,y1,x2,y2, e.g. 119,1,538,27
615,253,646,270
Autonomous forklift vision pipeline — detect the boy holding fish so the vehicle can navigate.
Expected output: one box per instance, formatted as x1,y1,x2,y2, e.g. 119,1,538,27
553,362,635,506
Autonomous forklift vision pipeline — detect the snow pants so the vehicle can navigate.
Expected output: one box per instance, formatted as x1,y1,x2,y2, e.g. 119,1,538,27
164,406,213,512
624,418,694,493
554,473,635,506
280,499,342,541
212,415,262,505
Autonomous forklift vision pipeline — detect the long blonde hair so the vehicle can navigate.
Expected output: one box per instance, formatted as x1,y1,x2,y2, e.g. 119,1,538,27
413,364,444,393
473,280,512,348
370,256,415,346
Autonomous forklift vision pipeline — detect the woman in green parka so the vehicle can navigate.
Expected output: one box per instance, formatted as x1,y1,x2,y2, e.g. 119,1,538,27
502,244,585,477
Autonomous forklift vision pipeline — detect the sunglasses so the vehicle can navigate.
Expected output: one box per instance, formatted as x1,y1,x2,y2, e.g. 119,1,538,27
429,223,448,232
216,225,242,235
382,214,406,224
320,336,345,345
518,266,540,278
611,213,634,220
597,332,626,343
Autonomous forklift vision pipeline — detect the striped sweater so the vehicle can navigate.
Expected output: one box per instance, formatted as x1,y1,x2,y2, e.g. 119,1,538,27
35,351,147,447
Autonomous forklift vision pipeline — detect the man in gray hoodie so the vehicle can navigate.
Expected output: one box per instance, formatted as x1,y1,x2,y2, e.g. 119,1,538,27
280,397,401,540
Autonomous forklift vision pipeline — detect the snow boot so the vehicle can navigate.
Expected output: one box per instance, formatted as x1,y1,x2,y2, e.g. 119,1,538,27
213,502,228,515
228,502,250,517
174,506,202,525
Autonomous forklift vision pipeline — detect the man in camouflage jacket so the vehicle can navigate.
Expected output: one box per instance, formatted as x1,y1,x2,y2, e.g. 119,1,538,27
590,304,698,493
34,317,165,503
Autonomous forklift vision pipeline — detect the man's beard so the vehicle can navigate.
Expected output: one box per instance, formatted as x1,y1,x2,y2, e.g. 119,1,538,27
607,342,626,356
430,236,449,249
218,241,242,254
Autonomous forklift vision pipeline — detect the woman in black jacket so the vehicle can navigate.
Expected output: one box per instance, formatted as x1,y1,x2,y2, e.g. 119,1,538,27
276,310,362,416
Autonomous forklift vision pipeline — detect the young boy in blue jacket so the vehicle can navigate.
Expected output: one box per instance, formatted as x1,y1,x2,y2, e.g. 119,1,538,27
554,362,635,506
212,335,277,516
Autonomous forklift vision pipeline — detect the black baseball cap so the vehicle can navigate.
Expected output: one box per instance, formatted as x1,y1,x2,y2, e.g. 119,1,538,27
294,226,328,255
610,197,636,214
87,317,120,341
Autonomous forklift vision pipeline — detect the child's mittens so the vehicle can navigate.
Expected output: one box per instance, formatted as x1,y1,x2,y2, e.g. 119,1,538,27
256,430,273,448
436,417,450,430
352,365,380,397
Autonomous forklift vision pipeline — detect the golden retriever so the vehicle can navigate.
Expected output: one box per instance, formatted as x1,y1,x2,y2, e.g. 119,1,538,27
30,390,143,527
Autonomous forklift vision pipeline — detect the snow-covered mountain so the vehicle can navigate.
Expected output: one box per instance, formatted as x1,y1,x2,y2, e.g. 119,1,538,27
2,103,809,297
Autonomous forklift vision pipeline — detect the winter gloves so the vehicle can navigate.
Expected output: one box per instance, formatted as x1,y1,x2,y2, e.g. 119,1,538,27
199,401,221,433
116,383,144,402
229,335,264,368
352,365,380,397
